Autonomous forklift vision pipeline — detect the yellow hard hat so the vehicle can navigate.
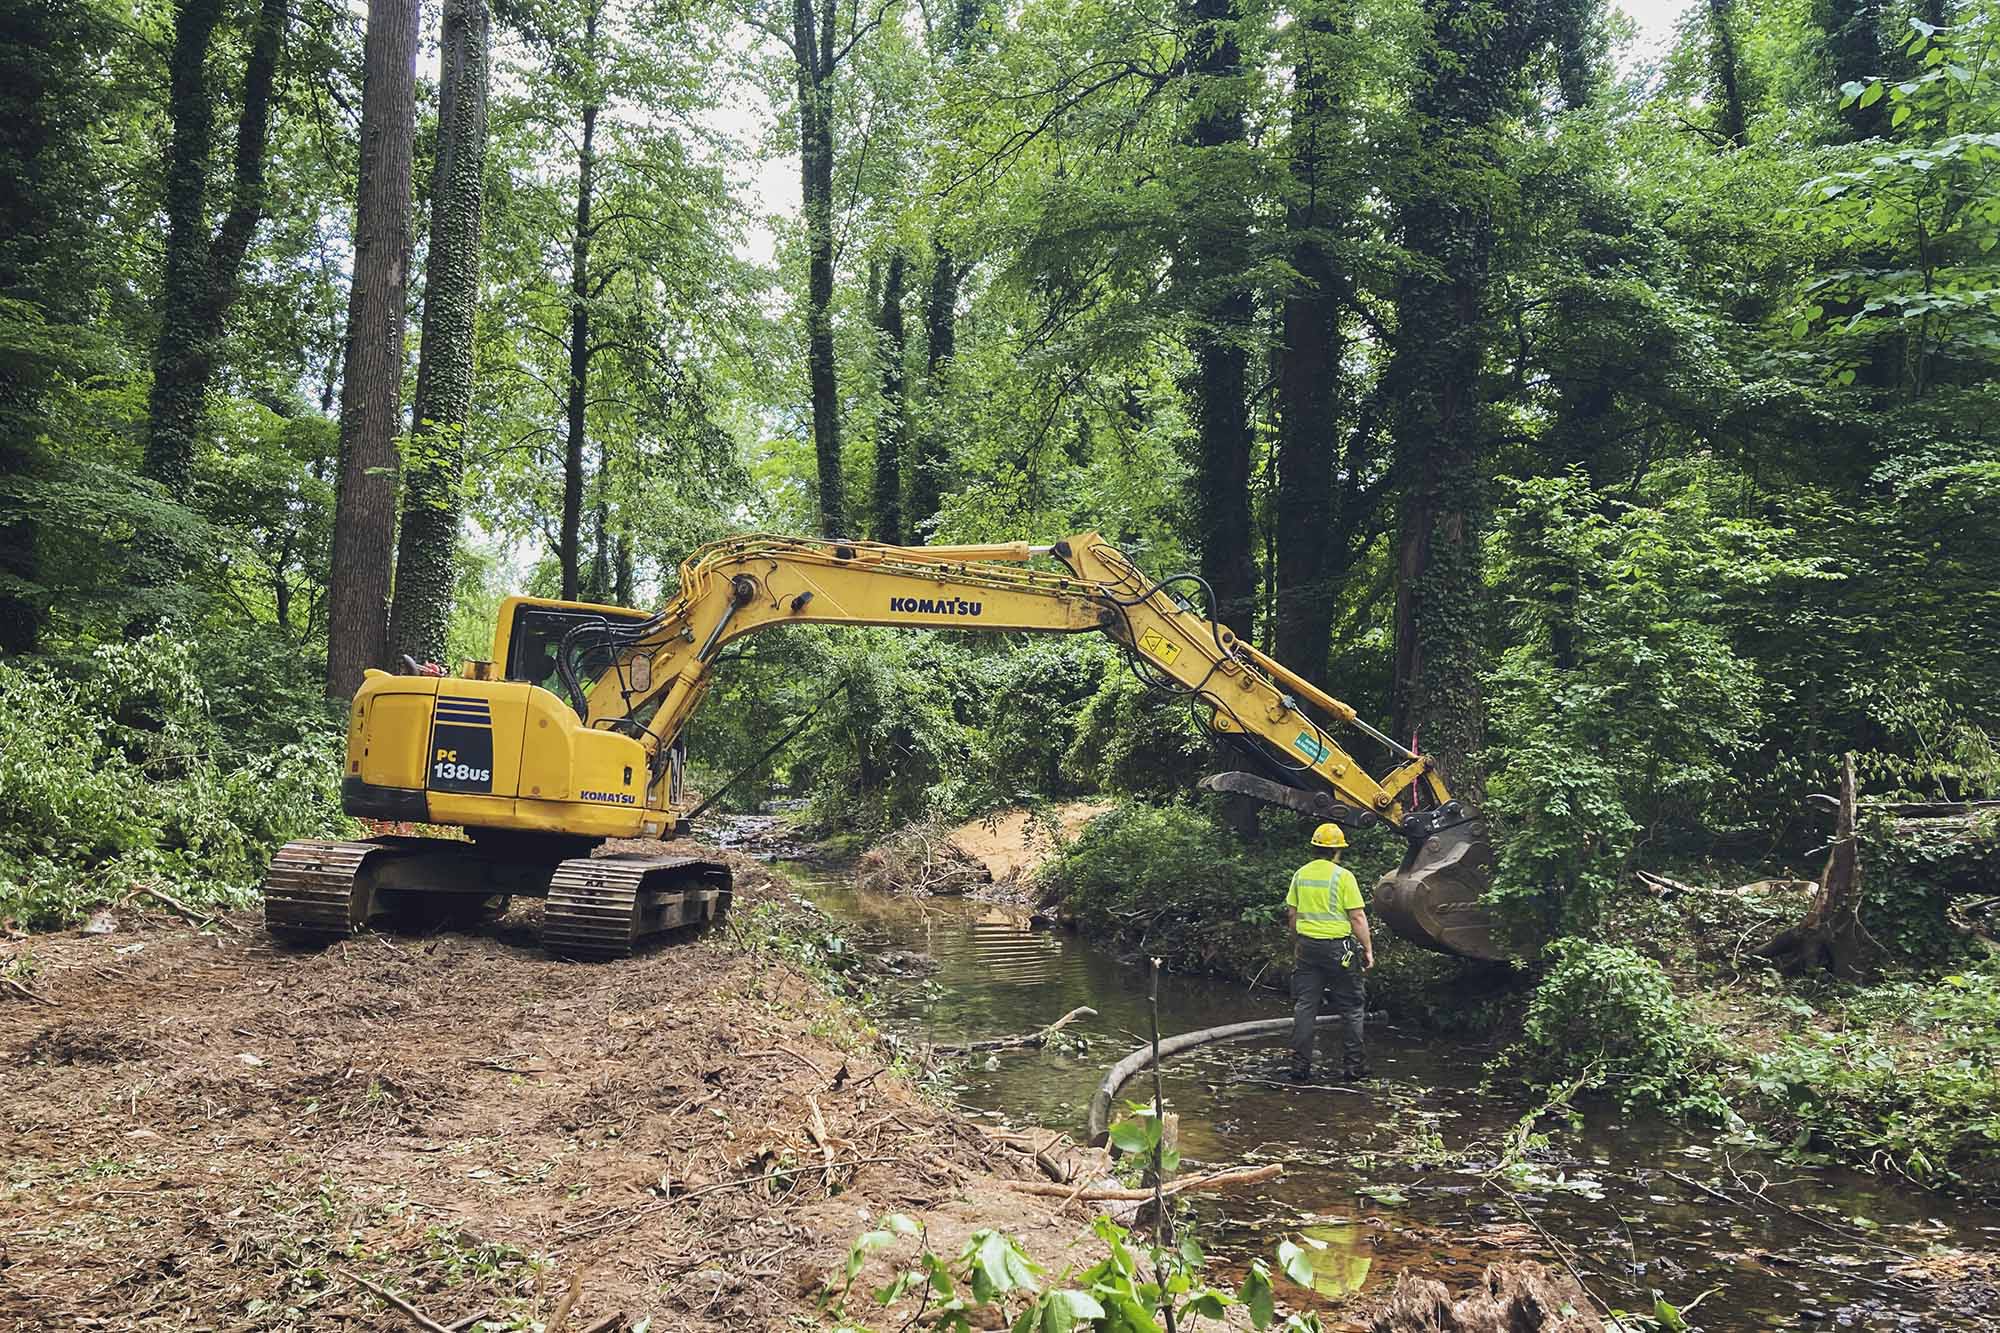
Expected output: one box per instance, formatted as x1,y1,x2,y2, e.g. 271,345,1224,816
1311,822,1347,849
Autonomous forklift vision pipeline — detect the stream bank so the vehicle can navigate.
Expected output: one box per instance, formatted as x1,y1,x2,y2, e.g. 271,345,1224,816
749,828,2000,1332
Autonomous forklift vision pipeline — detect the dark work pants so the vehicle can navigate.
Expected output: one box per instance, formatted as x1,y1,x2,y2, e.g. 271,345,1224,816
1290,935,1366,1075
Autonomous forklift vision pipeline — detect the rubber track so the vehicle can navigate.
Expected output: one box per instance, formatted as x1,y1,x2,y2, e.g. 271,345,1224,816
542,855,731,961
263,839,380,943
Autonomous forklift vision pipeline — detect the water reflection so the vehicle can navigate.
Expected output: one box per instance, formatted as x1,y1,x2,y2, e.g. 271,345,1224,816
785,865,2000,1331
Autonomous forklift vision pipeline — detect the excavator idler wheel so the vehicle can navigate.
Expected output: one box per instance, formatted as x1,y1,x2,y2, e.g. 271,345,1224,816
262,839,384,944
542,854,733,961
1370,818,1507,963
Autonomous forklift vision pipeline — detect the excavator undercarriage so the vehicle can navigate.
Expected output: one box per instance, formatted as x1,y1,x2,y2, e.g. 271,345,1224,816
264,837,730,960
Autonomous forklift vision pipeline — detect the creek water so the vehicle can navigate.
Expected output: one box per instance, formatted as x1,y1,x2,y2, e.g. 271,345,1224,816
717,821,1998,1330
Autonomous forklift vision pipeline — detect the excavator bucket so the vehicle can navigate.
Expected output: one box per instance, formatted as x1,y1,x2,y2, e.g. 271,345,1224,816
1370,817,1506,963
1201,772,1505,961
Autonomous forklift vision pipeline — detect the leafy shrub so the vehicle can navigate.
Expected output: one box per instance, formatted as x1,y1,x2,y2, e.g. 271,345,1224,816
971,638,1111,799
1062,669,1207,798
1743,964,2000,1184
1509,938,1731,1120
1857,811,1994,965
1482,467,1819,944
1038,800,1324,977
0,633,349,929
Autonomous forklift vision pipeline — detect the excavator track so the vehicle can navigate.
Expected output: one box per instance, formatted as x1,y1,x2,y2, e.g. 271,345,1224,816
542,854,732,961
262,839,384,944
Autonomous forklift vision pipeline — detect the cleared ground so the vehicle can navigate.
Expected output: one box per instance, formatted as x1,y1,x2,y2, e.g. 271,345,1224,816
0,851,1083,1331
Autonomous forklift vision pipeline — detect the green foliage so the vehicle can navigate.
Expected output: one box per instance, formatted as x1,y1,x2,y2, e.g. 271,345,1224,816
0,634,349,929
829,1213,1324,1332
1743,962,2000,1184
1857,811,1996,964
1482,467,1823,943
1062,672,1208,800
1036,801,1384,977
1509,939,1732,1121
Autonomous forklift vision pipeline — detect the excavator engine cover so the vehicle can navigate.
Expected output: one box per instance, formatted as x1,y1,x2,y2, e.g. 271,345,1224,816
1371,814,1505,963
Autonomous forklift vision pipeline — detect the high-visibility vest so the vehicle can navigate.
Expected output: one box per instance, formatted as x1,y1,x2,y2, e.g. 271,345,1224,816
1287,858,1363,940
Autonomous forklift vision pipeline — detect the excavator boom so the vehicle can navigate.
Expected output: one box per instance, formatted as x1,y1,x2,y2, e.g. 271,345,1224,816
269,532,1501,960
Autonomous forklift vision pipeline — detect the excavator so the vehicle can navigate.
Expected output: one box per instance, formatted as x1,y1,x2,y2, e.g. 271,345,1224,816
264,533,1499,961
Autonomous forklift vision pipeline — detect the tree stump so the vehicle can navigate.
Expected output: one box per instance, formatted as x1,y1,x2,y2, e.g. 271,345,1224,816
1759,752,1879,978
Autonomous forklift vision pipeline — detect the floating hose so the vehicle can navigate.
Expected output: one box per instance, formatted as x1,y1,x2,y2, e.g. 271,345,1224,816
1085,1013,1344,1146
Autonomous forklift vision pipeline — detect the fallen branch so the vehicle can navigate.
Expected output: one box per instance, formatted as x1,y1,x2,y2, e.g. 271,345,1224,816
446,1312,493,1332
555,1156,908,1240
806,1095,836,1187
576,1317,625,1333
133,883,245,934
1003,1163,1280,1202
2,975,55,1006
341,1269,456,1333
935,1006,1096,1056
545,1274,582,1333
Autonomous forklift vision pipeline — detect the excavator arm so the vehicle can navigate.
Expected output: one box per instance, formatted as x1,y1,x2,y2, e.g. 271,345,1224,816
557,532,1455,837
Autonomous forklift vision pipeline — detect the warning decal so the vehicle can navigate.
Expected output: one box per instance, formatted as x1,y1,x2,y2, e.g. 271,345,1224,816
1136,628,1181,667
1294,730,1332,764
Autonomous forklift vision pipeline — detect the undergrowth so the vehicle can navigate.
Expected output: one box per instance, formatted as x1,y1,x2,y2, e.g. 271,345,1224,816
0,633,350,929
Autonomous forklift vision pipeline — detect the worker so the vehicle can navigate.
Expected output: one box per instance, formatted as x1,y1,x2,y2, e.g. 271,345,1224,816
1286,822,1374,1083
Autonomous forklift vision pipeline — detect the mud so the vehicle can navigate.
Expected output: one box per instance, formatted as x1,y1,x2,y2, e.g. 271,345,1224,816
0,845,1097,1332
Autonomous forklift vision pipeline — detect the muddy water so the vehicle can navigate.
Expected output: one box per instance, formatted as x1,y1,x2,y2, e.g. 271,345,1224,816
745,842,1998,1330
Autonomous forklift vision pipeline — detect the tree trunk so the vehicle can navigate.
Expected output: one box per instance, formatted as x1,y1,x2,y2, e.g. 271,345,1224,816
1707,0,1749,147
1382,0,1552,794
1179,0,1257,634
1271,4,1347,685
613,528,633,605
561,6,600,602
912,249,959,530
797,0,843,538
873,250,908,544
325,0,419,698
1388,263,1487,791
388,0,490,667
142,0,286,507
1760,753,1878,977
1827,0,1886,139
0,0,78,655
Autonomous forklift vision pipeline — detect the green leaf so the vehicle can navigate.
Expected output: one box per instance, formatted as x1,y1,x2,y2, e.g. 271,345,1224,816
1653,1293,1690,1332
884,1213,921,1237
1038,1289,1107,1332
1240,1264,1275,1329
1859,82,1884,108
1276,1239,1316,1290
1108,1120,1152,1154
1181,1290,1230,1319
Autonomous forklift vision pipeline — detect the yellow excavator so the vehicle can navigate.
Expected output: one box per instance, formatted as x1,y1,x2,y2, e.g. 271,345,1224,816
264,533,1498,960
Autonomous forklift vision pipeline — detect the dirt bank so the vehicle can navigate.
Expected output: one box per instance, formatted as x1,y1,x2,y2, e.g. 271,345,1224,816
856,801,1111,898
0,846,1097,1331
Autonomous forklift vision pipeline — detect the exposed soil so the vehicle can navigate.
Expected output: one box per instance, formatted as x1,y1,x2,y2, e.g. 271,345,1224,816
853,801,1111,900
944,803,1110,886
0,844,1111,1332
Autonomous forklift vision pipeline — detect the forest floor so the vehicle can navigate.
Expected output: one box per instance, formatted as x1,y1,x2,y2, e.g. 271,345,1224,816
0,845,1139,1333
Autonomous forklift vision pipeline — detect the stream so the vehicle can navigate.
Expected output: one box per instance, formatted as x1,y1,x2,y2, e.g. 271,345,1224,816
714,820,2000,1329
